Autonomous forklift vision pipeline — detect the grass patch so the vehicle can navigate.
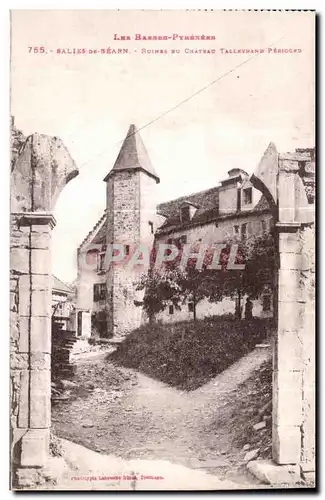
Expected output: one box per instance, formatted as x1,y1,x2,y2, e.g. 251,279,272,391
109,316,273,391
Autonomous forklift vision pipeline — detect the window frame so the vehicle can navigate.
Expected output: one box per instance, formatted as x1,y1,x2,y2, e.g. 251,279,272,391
243,187,253,205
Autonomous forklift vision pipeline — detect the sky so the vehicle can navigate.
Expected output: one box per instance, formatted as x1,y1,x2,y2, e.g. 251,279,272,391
10,10,315,282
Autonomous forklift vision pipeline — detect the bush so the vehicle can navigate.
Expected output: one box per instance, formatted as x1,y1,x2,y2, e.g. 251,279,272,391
49,433,64,458
109,316,272,391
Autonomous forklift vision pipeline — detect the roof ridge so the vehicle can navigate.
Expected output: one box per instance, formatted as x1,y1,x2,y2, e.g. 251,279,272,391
77,210,107,252
157,185,220,208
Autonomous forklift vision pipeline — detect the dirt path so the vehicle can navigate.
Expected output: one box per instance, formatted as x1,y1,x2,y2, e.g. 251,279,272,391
52,347,271,486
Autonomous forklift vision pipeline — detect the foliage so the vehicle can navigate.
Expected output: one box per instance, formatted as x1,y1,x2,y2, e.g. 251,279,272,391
137,232,276,321
215,232,276,302
110,316,273,391
49,433,64,458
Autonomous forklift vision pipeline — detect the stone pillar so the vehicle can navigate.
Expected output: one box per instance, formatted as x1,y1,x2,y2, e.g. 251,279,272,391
10,131,78,488
272,153,315,468
250,145,315,483
11,213,55,475
273,222,303,464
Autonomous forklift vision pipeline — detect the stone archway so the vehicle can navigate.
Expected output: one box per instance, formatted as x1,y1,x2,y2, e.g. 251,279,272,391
10,127,78,488
250,144,315,483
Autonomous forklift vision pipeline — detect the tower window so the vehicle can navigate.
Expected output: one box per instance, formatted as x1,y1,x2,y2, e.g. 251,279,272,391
149,221,154,234
93,283,106,302
169,305,174,315
243,187,253,205
261,219,268,233
125,244,130,256
188,302,194,313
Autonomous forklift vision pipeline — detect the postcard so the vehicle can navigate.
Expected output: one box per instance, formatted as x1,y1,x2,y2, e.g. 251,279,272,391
10,9,315,490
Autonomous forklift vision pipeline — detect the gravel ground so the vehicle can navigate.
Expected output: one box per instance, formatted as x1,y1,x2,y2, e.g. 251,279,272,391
52,348,271,487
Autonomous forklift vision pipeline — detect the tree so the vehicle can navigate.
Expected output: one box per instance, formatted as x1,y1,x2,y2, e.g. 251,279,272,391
137,248,224,322
136,231,276,323
136,267,183,322
213,231,276,318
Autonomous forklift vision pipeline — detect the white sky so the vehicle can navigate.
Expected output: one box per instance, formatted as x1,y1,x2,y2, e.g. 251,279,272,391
10,10,315,282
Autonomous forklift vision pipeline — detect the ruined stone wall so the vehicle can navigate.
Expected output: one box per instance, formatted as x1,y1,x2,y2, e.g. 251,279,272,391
10,126,78,487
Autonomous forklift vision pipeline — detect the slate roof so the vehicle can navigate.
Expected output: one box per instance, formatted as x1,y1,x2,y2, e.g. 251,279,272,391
157,187,270,233
103,124,160,183
157,187,220,227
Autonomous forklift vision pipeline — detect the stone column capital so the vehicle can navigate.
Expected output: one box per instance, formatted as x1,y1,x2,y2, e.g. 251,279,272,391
13,212,57,229
276,222,302,233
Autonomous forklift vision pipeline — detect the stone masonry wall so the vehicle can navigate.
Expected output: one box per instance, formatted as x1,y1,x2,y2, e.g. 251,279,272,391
10,214,53,482
10,126,78,488
106,170,142,338
299,225,315,473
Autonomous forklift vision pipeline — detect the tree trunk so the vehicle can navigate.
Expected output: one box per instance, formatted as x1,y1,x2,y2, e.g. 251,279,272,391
236,289,242,319
193,294,197,321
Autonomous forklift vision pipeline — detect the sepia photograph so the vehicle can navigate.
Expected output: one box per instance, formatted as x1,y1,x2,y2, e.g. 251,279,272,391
9,9,315,491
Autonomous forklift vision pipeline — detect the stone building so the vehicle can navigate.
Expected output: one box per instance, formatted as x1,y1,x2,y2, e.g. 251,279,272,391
77,125,275,339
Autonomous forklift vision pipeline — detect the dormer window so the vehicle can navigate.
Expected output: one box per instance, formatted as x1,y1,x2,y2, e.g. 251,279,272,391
180,205,191,222
179,201,198,223
243,187,253,205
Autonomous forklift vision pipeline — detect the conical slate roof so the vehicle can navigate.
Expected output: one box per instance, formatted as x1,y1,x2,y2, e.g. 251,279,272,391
103,124,160,183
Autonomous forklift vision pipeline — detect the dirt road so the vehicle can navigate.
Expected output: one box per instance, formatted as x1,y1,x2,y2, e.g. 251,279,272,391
52,347,271,486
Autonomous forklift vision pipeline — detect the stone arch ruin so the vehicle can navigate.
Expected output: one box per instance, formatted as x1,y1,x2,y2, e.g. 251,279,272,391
250,143,315,482
10,126,78,487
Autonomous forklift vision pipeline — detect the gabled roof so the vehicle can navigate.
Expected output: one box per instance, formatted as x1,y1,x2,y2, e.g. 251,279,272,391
77,211,107,253
103,124,160,183
52,275,74,295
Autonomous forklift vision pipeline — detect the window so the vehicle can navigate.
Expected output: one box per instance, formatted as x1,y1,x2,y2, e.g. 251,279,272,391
261,219,268,233
237,188,241,211
243,187,253,205
98,252,106,271
262,295,271,312
180,205,190,222
241,223,247,239
234,225,240,235
125,244,130,256
175,235,187,248
93,283,106,302
188,302,194,313
169,305,174,315
149,221,154,234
